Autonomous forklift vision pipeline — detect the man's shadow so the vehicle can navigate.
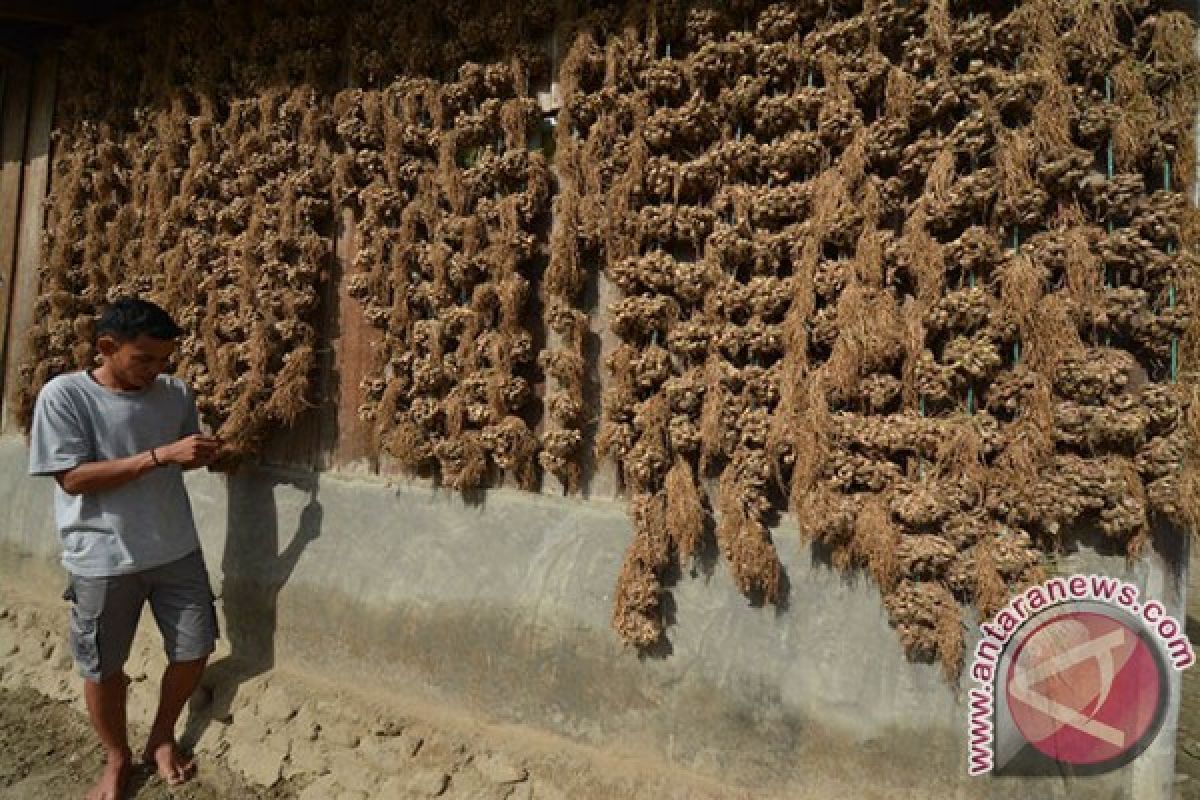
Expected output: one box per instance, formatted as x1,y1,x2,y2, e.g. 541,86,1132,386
180,468,322,750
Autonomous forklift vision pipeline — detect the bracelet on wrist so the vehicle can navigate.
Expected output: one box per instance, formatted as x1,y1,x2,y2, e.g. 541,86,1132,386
150,448,162,467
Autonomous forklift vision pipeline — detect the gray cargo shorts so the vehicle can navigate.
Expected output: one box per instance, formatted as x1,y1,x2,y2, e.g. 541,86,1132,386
62,549,218,682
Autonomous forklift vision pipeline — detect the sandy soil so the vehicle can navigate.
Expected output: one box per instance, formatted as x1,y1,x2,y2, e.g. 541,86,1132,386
0,686,295,799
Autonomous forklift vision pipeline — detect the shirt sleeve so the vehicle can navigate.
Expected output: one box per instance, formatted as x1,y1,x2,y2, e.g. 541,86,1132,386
28,382,94,475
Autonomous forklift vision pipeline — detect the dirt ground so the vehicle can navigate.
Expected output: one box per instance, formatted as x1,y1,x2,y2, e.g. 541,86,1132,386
0,686,296,800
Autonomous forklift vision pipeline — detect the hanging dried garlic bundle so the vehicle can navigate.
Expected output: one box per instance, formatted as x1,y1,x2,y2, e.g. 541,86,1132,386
343,11,554,490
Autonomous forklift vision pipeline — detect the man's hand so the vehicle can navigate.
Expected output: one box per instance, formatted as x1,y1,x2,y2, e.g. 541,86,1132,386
55,435,226,495
158,435,223,469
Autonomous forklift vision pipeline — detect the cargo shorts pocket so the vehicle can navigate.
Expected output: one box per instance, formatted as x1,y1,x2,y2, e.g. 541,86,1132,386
68,605,102,679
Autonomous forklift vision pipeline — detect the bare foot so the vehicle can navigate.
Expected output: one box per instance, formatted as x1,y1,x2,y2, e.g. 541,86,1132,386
86,749,131,800
141,739,196,787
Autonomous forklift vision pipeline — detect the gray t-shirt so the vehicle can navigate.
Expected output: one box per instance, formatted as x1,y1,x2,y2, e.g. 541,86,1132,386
28,371,202,577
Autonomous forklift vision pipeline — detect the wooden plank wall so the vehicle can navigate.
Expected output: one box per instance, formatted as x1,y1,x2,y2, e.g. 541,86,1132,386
0,51,53,435
257,93,381,473
0,56,32,430
327,206,381,473
257,207,378,473
256,222,336,471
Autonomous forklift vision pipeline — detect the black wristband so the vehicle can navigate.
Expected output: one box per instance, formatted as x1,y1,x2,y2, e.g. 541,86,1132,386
150,448,162,467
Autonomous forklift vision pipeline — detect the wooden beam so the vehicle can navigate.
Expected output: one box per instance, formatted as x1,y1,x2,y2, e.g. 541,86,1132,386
0,58,30,416
328,205,379,472
1,50,55,433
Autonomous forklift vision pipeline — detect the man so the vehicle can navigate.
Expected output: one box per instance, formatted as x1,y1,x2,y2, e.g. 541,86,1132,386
28,296,224,800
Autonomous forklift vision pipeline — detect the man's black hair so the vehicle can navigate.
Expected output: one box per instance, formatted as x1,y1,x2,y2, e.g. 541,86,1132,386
95,296,183,341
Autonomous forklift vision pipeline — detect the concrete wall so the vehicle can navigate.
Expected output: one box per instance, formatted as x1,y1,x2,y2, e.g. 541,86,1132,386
0,434,1186,798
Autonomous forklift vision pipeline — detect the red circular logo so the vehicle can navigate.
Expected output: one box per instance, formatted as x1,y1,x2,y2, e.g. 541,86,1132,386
1005,611,1164,766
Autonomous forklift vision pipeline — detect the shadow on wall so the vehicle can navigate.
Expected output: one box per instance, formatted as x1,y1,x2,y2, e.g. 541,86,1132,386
181,467,323,750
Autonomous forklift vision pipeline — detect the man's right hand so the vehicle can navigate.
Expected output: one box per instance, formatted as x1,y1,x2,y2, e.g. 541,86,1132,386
56,435,222,496
158,435,223,468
